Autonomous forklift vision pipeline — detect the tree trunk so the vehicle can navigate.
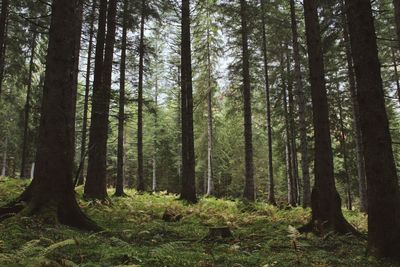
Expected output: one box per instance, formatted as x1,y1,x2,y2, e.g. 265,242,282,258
0,0,9,97
206,25,214,197
300,0,355,235
286,49,299,206
290,0,311,208
85,0,117,200
281,52,296,207
240,0,255,202
341,4,367,212
152,47,159,192
346,0,400,258
180,0,197,203
0,0,99,231
137,0,145,192
20,30,37,179
1,136,7,176
77,0,97,186
260,0,275,205
115,0,128,197
338,92,352,211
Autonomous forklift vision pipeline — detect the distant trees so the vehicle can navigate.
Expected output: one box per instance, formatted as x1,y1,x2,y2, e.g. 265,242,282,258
0,0,9,97
346,0,400,258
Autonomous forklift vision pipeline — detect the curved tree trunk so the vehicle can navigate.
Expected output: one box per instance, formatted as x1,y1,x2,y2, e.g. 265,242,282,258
180,0,197,203
115,0,129,197
85,0,117,200
346,0,400,258
0,0,99,231
300,0,355,235
240,0,255,202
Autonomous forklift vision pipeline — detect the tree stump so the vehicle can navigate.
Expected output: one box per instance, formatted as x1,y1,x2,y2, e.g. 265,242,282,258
207,227,233,239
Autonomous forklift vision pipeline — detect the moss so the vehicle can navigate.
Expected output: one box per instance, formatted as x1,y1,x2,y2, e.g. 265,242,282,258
0,179,395,266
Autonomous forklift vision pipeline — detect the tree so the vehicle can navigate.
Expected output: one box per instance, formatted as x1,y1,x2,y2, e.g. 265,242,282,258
20,29,37,179
85,0,118,200
394,0,400,50
137,0,146,192
115,0,129,197
0,0,9,97
180,0,197,203
346,0,400,258
260,0,275,205
340,2,367,212
77,0,97,186
240,0,255,202
300,0,355,234
0,0,98,231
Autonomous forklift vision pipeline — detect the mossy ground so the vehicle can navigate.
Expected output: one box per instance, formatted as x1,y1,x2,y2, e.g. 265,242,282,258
0,178,396,267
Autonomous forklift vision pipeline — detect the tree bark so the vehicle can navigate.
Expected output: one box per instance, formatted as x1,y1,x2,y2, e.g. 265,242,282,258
85,0,117,200
180,0,197,203
281,51,296,207
0,0,99,231
137,0,145,192
0,0,9,97
206,23,214,197
392,49,400,105
346,0,400,258
115,0,129,197
240,0,255,202
77,0,97,186
300,0,355,235
260,0,275,205
20,30,37,179
337,92,352,211
290,0,311,208
341,3,367,212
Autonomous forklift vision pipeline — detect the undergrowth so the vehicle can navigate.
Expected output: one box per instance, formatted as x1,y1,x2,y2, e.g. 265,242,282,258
0,177,394,266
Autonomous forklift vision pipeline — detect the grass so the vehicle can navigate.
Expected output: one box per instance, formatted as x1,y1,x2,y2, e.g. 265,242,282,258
0,177,395,267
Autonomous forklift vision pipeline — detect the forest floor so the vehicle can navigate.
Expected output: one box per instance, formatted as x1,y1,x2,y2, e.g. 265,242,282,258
0,178,396,267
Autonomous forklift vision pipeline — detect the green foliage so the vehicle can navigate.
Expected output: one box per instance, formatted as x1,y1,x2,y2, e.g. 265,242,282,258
0,179,393,267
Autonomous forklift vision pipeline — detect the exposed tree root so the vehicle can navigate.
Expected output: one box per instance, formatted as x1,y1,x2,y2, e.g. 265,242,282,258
0,192,101,232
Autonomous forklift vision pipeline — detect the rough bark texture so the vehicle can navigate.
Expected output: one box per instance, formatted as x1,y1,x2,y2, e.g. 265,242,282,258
0,0,99,231
85,0,117,200
180,0,197,203
290,0,311,208
77,0,97,186
300,0,354,234
115,0,129,197
20,30,37,179
137,0,145,192
260,0,275,205
240,0,255,202
346,0,400,258
0,0,9,97
341,5,367,212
